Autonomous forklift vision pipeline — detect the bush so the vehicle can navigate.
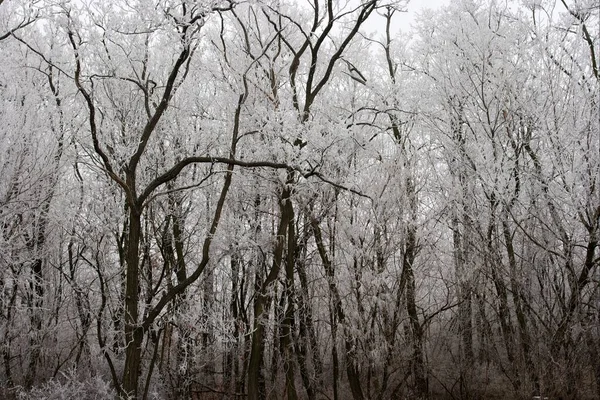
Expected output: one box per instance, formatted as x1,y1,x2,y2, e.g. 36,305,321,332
17,370,116,400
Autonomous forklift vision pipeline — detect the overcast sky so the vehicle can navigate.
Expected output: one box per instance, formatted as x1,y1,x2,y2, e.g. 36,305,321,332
364,0,451,39
396,0,451,31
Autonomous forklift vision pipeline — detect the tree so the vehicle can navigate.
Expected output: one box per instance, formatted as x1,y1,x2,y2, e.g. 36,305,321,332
1,1,598,399
0,24,69,389
412,0,598,397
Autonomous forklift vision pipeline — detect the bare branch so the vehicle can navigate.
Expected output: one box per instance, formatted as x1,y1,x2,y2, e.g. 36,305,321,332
67,28,131,203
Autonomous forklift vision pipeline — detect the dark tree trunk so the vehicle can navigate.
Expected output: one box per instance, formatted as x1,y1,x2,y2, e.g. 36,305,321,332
503,217,538,393
248,185,292,400
122,207,143,399
296,255,322,400
311,218,365,400
282,200,298,400
403,187,428,399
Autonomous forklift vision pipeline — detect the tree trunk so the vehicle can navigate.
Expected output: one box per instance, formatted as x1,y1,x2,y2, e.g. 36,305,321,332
248,296,269,400
248,185,292,400
296,255,322,400
503,217,538,394
311,218,365,400
122,207,143,399
404,226,428,399
282,200,298,400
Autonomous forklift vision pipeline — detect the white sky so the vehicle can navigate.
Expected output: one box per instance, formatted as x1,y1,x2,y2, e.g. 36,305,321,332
395,0,451,31
363,0,451,39
365,0,575,36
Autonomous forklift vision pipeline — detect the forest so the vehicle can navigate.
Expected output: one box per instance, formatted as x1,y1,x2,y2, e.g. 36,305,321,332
0,0,598,399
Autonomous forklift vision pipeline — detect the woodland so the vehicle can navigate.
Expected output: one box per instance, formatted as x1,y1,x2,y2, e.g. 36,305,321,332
0,0,598,399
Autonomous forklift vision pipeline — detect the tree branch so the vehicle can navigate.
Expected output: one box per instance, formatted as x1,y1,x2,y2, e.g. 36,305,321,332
67,28,131,203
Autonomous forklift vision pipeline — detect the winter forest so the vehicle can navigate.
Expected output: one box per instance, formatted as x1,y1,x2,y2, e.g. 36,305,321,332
0,0,598,399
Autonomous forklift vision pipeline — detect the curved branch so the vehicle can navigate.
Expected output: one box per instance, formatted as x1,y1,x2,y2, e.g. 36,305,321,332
560,0,598,81
128,44,191,173
139,155,371,207
67,29,131,202
0,13,36,42
139,157,292,205
304,0,377,117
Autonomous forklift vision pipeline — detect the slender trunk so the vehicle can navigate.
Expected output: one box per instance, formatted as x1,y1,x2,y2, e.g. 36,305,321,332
283,201,298,400
225,252,241,395
122,207,143,399
376,262,409,400
552,222,598,352
344,335,365,400
503,217,538,393
331,306,340,400
248,185,292,400
114,215,128,356
24,258,44,388
404,204,428,399
2,342,12,388
453,212,478,398
69,240,92,368
248,296,269,400
453,215,474,363
311,218,364,400
271,287,284,387
24,196,55,387
159,323,172,375
202,265,214,372
296,258,321,400
2,281,17,388
485,205,518,392
171,195,194,396
142,329,162,400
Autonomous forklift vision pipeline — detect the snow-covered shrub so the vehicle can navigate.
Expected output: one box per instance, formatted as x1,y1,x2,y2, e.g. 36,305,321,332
17,370,116,400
